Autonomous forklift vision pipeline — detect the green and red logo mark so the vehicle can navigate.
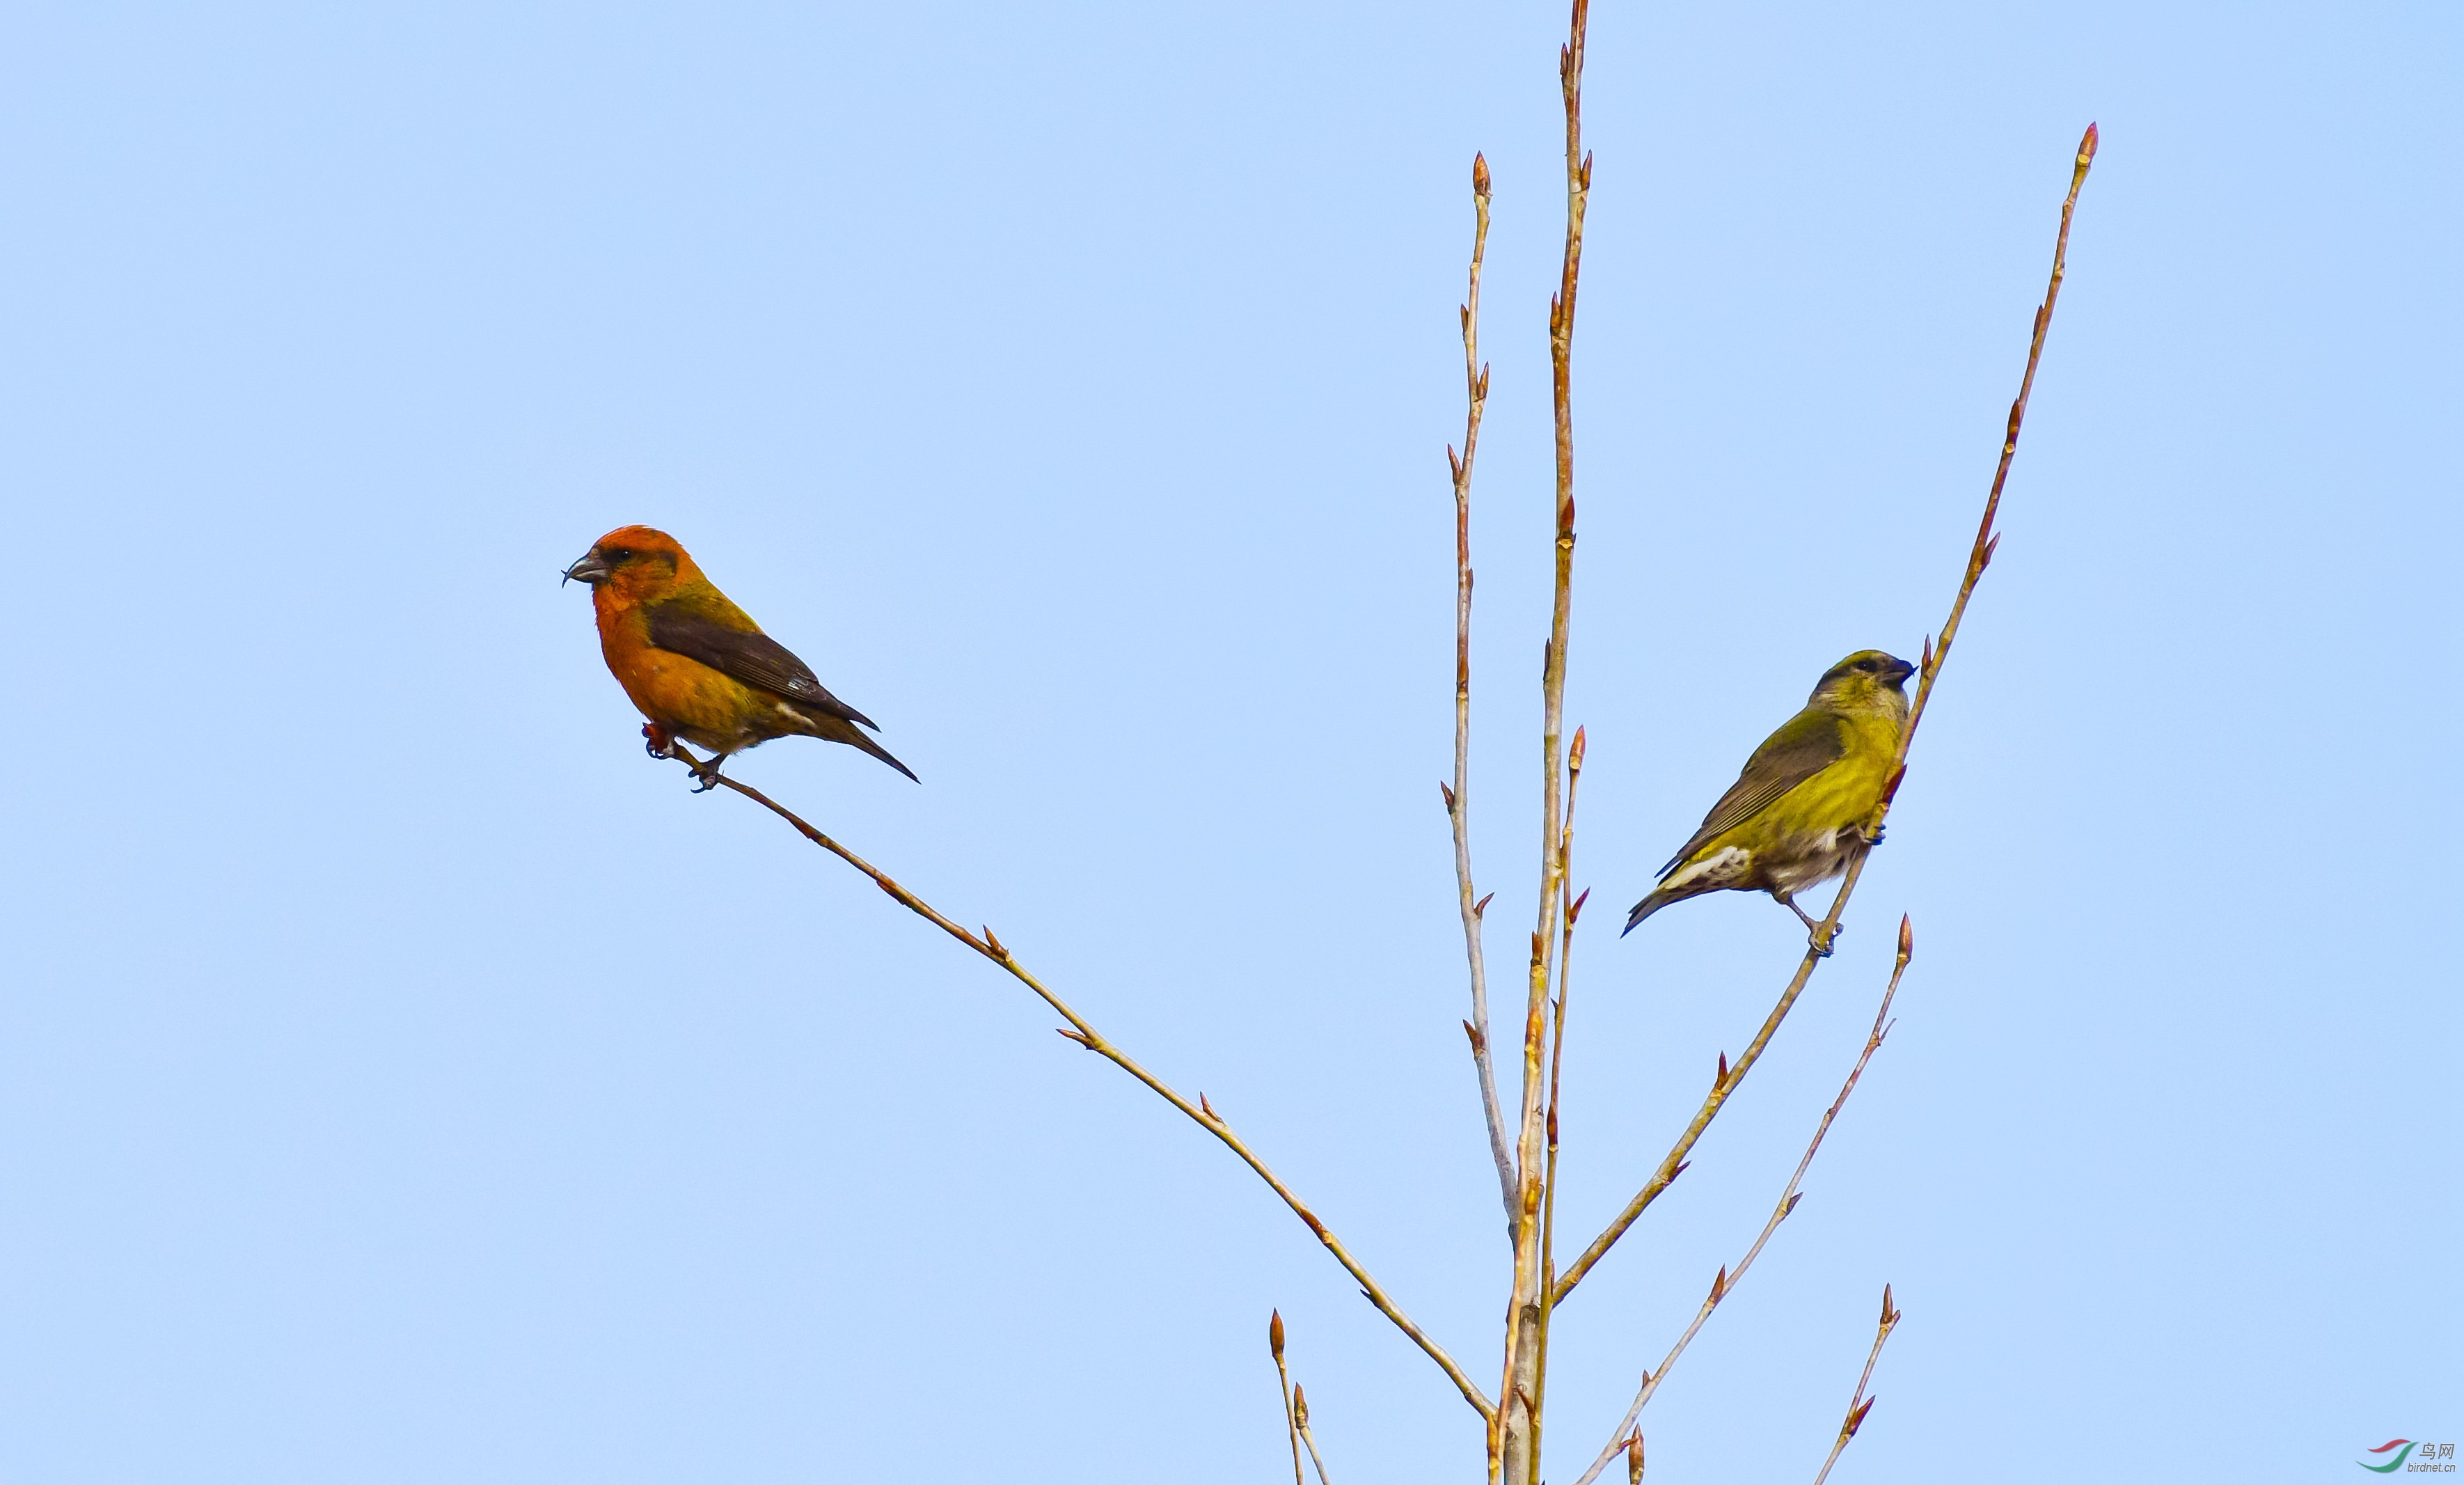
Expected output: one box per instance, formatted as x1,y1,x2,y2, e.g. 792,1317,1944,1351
2364,1442,2421,1473
2364,1440,2458,1473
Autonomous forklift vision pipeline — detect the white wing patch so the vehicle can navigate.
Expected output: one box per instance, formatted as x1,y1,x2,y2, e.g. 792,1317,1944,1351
1663,845,1753,893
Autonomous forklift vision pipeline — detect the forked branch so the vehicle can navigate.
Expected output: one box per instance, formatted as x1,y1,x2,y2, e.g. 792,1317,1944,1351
1554,124,2096,1305
677,753,1495,1421
1570,919,1914,1485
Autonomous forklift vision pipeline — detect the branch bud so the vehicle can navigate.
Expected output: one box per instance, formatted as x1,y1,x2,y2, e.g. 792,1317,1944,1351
1627,1433,1646,1483
1710,1266,1727,1302
1881,1283,1899,1328
1474,892,1494,917
1473,151,1492,196
1439,780,1457,812
1268,1309,1285,1362
1897,914,1913,964
1847,1397,1877,1437
1567,887,1590,925
2079,122,2099,164
1293,1383,1309,1427
1714,1051,1729,1090
1568,725,1587,772
1199,1092,1217,1120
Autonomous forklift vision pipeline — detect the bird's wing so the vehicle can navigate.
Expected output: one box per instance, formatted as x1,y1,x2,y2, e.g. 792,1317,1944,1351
644,607,882,731
1657,707,1849,877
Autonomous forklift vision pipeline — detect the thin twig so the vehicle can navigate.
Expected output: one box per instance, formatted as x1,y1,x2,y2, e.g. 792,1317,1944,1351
1272,1311,1304,1485
673,752,1494,1421
1810,1286,1902,1485
1554,124,2096,1306
1570,919,1913,1485
1499,9,1591,1484
1294,1384,1336,1485
1531,730,1587,1472
1446,150,1515,1227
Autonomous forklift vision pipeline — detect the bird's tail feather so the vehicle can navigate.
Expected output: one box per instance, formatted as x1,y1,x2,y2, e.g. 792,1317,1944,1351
847,729,919,783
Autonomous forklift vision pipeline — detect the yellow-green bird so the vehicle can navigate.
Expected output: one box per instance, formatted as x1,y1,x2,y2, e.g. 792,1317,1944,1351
1623,650,1915,950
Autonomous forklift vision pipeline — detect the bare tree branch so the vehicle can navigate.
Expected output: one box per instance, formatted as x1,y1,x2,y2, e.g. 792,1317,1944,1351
1553,123,2097,1306
1294,1384,1336,1485
1570,919,1914,1485
1498,8,1592,1484
1272,1310,1304,1485
673,753,1495,1421
1445,149,1516,1227
1811,1285,1902,1485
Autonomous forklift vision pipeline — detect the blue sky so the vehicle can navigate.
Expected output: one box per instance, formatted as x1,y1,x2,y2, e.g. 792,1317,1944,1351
1,1,2455,1480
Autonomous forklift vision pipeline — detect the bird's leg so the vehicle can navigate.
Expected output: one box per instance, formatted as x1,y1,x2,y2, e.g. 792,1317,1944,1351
642,723,725,792
1778,893,1838,957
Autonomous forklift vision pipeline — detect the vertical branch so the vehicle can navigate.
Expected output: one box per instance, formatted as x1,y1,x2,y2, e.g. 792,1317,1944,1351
1271,1310,1304,1485
1811,1287,1902,1485
1531,729,1588,1470
1503,8,1592,1484
1446,151,1516,1227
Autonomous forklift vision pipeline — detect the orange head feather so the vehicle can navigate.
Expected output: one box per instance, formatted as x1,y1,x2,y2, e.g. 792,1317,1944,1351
563,525,710,614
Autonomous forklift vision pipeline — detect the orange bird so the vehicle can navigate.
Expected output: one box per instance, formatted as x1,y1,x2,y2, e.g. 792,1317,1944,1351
563,525,916,787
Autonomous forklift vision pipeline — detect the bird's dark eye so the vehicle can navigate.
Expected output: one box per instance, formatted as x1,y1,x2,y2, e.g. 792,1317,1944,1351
1855,659,1875,672
608,547,633,563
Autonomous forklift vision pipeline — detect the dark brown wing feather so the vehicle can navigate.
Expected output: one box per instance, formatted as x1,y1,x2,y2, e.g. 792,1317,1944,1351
1655,707,1848,877
645,607,880,730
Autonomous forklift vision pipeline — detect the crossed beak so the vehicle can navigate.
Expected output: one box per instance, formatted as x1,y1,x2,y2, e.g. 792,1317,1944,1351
562,550,611,586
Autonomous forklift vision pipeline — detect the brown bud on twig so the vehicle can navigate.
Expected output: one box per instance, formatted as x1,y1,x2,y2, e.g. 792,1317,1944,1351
1474,892,1494,917
1439,780,1457,812
2079,122,2100,163
983,927,1007,959
1846,1397,1877,1437
1920,634,1935,673
1446,443,1464,480
1568,725,1587,772
1473,152,1491,196
1567,887,1591,926
1268,1309,1285,1361
1627,1433,1646,1483
1710,1266,1728,1302
1783,1193,1803,1218
1670,1160,1690,1184
1199,1092,1217,1120
1897,915,1913,963
1982,533,2002,568
1881,1283,1899,1328
1293,1383,1309,1427
1462,1019,1483,1053
1714,1052,1729,1090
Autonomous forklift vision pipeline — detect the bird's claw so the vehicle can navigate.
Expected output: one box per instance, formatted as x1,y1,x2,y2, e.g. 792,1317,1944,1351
688,766,722,794
1809,922,1843,958
642,723,674,761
